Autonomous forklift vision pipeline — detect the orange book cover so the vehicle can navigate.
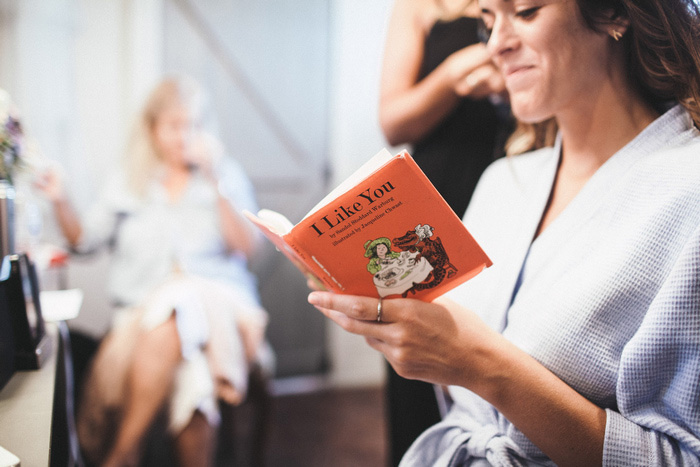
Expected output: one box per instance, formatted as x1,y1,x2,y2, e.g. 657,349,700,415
244,149,492,302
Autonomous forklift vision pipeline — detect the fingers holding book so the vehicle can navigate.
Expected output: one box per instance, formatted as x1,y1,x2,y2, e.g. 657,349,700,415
308,291,394,326
307,291,504,387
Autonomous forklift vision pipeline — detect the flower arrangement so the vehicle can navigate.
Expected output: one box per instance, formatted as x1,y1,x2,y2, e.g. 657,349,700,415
0,88,25,183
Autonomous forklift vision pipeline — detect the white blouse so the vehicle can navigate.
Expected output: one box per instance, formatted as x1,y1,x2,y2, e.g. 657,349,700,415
76,156,261,311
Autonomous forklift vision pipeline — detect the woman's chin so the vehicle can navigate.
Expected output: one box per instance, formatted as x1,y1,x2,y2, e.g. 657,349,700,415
509,95,553,124
512,110,546,125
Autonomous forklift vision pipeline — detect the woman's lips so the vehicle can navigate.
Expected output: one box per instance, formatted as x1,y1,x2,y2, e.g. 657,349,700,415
504,64,532,77
503,65,535,90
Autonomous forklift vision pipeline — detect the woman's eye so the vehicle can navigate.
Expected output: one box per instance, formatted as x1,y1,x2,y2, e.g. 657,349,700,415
515,6,541,19
477,17,493,43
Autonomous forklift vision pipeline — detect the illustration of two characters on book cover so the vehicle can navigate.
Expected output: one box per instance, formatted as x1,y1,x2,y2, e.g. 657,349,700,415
364,223,457,298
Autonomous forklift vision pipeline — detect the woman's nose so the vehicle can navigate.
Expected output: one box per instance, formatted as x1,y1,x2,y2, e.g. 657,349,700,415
486,15,518,57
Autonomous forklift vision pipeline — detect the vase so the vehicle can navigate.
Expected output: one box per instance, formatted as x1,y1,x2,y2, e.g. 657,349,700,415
0,178,15,258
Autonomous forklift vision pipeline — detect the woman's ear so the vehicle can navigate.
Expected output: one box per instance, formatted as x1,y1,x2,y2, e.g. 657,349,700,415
609,19,630,40
604,9,630,41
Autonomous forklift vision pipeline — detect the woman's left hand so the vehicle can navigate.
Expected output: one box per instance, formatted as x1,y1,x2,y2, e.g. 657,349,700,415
307,291,502,390
186,131,224,183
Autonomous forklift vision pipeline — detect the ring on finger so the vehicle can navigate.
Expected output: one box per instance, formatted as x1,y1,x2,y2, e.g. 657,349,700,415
377,298,384,323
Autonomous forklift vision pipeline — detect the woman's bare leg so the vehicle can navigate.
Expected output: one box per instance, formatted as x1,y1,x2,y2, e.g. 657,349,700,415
174,410,217,467
103,314,182,467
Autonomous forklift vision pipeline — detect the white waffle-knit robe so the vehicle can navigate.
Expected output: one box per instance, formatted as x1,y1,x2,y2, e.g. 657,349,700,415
401,105,700,466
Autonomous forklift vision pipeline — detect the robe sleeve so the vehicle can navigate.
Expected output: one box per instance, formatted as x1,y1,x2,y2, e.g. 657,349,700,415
603,224,700,465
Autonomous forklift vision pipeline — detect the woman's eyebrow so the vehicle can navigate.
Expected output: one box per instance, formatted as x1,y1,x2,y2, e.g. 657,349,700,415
481,0,511,11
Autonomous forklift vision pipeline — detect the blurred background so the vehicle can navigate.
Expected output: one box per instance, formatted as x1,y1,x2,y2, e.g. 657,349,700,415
0,0,396,463
0,0,393,385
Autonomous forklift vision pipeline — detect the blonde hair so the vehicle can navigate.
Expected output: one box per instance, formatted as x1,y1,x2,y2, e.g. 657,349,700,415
505,119,558,157
124,74,207,197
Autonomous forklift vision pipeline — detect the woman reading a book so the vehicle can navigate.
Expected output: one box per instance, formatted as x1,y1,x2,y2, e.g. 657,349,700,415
309,0,700,464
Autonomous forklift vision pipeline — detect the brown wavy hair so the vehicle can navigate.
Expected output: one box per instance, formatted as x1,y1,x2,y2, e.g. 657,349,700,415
506,0,700,156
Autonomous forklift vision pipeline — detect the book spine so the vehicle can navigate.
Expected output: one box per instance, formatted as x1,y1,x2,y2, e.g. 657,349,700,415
285,235,341,293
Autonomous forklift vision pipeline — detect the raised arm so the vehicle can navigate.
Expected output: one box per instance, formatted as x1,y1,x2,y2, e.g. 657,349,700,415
214,187,258,259
379,0,503,145
34,163,83,247
189,133,259,259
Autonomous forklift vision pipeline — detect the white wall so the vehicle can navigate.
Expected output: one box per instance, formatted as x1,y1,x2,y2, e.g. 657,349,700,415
69,0,165,337
0,0,167,338
71,0,163,211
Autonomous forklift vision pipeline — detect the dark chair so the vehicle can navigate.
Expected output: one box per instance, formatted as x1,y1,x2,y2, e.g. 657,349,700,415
67,327,272,467
216,362,272,467
51,322,86,467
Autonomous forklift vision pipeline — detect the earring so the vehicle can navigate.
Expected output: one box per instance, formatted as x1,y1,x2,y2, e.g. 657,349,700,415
610,30,623,41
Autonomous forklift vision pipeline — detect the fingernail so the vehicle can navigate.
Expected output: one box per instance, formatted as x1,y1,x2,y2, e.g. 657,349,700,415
308,292,320,305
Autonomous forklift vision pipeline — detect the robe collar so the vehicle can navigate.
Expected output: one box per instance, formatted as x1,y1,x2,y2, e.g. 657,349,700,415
501,104,695,328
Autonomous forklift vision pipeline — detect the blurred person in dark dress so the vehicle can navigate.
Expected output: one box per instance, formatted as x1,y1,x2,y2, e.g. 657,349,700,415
379,0,511,464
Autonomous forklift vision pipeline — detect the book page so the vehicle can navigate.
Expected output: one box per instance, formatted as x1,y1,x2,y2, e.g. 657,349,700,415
251,209,296,235
245,149,397,233
302,148,395,220
0,445,20,466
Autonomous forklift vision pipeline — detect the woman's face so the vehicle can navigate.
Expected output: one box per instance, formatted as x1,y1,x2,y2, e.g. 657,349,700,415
151,103,196,167
376,243,388,258
479,0,613,123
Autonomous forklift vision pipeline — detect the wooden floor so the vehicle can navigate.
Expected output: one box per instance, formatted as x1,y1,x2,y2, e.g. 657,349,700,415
219,385,387,467
266,386,387,466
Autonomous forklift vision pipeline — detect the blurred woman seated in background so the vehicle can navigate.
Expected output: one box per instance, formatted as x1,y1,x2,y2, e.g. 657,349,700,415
35,74,270,466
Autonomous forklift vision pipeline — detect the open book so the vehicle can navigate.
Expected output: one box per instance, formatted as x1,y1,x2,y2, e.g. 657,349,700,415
244,149,492,302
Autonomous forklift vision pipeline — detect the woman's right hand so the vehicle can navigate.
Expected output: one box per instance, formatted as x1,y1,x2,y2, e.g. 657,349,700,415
33,162,67,203
186,131,224,183
33,161,83,246
307,291,503,389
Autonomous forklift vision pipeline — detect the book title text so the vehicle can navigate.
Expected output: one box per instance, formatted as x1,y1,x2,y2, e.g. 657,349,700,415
309,181,396,237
